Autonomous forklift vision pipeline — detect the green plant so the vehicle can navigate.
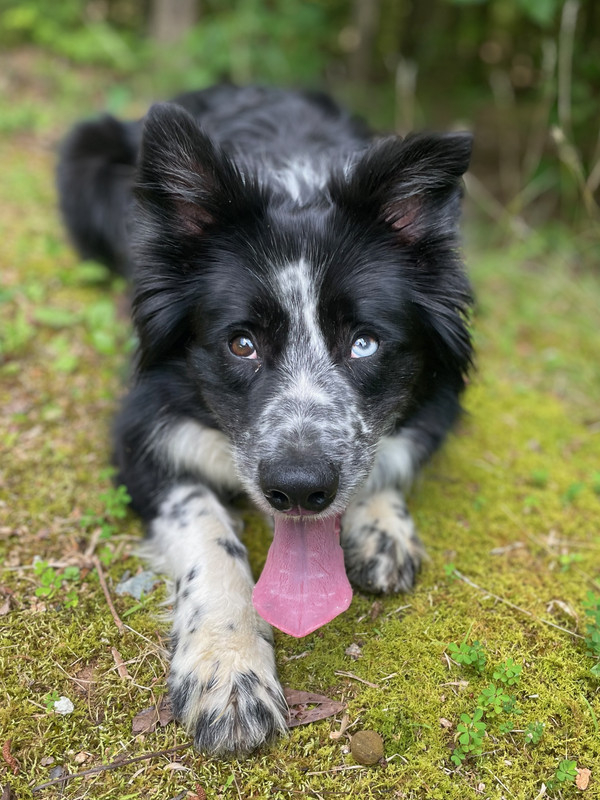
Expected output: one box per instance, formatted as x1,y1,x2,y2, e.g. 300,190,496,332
558,552,583,572
583,592,600,677
443,562,458,580
33,561,80,604
562,482,585,505
80,474,131,541
477,684,512,718
121,591,152,618
524,721,545,745
493,658,523,686
448,639,486,674
547,759,578,790
529,468,549,488
451,708,486,766
43,690,60,710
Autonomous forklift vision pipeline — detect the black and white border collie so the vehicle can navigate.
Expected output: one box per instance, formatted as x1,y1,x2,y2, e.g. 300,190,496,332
57,85,473,756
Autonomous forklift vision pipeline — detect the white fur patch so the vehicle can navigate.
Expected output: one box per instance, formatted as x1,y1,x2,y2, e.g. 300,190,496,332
273,158,327,203
148,484,287,755
154,419,241,492
361,433,418,494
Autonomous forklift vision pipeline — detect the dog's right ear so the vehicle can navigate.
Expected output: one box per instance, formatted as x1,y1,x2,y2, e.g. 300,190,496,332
333,132,472,245
136,103,248,235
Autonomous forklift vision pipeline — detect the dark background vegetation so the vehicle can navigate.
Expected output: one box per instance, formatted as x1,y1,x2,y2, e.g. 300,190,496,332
1,0,599,241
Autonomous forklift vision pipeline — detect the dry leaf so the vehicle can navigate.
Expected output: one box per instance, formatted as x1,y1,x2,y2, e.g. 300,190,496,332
111,647,130,679
439,718,453,729
73,664,96,696
132,706,158,736
0,598,11,617
1,741,19,775
284,688,345,728
369,600,384,620
158,695,174,726
329,713,350,740
132,696,174,736
546,599,578,620
576,768,591,790
1,784,17,800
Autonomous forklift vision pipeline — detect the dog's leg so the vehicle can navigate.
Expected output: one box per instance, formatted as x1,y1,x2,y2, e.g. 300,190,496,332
341,488,425,594
149,483,287,755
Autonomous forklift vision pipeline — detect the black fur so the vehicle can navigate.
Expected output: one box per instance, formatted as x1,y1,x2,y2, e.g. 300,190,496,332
57,84,473,756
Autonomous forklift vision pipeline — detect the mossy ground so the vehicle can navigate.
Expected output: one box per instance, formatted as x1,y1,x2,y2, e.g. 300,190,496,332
1,53,599,800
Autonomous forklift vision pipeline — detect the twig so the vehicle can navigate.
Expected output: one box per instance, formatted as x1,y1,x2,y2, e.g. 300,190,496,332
92,556,124,634
334,671,379,688
32,743,191,792
483,765,515,796
453,570,584,640
305,765,367,776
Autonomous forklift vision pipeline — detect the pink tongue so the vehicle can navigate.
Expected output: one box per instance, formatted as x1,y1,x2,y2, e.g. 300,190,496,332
253,515,353,638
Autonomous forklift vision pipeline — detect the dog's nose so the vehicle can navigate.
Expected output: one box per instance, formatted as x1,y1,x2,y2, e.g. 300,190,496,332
259,457,339,514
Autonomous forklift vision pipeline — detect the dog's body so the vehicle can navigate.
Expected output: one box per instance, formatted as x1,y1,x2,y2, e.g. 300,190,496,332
58,85,473,755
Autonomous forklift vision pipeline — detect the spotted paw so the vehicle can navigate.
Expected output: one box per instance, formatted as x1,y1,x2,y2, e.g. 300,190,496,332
168,625,288,756
341,488,424,594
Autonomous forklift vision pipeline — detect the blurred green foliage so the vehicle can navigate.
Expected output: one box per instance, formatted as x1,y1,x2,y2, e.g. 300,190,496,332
1,0,599,228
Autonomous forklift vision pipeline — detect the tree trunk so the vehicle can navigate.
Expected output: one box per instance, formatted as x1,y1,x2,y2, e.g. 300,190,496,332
150,0,199,44
349,0,381,84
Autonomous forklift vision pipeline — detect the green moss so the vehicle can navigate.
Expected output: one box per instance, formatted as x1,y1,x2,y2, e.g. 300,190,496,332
1,52,599,798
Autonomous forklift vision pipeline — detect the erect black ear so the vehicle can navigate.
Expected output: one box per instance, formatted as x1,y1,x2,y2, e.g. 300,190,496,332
334,132,472,244
135,102,245,235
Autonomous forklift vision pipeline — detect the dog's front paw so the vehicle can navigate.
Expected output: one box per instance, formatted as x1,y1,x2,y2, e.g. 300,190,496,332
169,624,287,756
341,488,425,594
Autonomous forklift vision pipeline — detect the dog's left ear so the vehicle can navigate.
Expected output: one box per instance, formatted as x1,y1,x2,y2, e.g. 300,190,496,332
335,132,472,244
136,102,257,236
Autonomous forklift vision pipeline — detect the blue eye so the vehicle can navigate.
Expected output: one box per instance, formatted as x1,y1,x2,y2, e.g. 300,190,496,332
350,334,379,359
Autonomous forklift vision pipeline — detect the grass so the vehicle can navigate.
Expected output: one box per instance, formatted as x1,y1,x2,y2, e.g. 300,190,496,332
1,50,599,799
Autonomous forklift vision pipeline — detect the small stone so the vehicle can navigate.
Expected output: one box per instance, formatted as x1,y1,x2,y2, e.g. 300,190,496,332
350,730,384,765
345,643,362,660
54,696,74,715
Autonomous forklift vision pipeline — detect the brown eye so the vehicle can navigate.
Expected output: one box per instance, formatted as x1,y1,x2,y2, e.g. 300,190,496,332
229,335,258,359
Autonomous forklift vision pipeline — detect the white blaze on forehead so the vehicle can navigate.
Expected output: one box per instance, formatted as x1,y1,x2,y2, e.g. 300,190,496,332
276,258,329,359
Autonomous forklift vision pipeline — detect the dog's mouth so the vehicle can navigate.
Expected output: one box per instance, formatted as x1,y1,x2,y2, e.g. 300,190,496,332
252,513,353,638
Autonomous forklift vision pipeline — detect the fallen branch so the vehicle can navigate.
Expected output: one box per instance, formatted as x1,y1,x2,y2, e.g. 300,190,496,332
32,743,191,792
453,570,584,640
92,555,124,634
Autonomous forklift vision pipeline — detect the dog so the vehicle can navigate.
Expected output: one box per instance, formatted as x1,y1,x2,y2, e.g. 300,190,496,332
57,84,473,756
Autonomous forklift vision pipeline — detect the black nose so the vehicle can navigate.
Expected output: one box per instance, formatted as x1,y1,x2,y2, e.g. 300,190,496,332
259,456,339,513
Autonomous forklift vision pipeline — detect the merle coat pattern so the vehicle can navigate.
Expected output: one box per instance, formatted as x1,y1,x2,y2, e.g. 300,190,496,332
57,85,473,755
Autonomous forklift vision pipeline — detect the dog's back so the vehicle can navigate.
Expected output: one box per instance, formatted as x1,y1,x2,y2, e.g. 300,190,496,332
57,86,370,277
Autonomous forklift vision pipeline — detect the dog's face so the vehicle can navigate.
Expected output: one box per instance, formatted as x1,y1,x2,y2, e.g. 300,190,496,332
132,104,472,518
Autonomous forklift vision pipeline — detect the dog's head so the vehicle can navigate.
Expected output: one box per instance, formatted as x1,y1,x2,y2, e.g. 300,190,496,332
132,102,472,518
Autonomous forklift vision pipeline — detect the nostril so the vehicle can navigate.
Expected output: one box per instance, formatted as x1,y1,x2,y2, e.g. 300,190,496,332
307,491,328,509
264,489,292,511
